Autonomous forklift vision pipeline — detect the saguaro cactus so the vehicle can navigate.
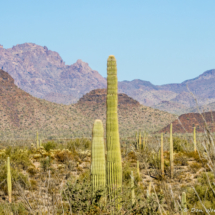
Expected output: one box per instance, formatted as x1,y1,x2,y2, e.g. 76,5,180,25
181,192,187,215
147,181,152,197
138,131,141,150
7,157,12,203
131,171,135,206
161,133,164,178
170,123,174,178
193,127,196,152
106,55,122,208
91,119,106,193
36,131,39,149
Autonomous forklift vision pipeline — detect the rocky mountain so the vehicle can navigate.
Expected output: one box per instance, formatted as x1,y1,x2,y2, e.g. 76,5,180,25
0,69,176,138
159,111,215,133
0,43,106,104
1,43,215,114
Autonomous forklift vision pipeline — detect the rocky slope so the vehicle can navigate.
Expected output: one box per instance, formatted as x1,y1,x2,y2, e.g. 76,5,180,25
159,111,215,133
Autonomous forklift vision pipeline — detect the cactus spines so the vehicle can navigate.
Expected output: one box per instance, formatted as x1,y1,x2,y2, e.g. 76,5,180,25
131,171,135,206
170,123,174,178
181,192,187,215
193,127,196,152
106,55,122,208
91,119,106,193
161,133,164,178
7,157,12,203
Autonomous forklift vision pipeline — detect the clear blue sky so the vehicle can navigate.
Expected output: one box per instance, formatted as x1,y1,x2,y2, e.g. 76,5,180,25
1,0,215,85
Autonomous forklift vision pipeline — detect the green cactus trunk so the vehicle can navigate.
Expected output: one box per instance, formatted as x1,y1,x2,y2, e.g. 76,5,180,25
131,171,135,206
91,119,106,193
160,133,164,178
181,192,187,215
7,157,12,203
193,127,196,152
106,55,122,209
170,123,174,178
147,181,152,197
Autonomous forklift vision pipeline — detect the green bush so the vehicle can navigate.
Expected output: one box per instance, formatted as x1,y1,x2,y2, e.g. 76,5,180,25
43,141,57,152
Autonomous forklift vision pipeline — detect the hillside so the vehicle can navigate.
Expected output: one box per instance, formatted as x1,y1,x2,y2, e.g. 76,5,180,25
159,111,215,133
0,70,177,138
74,89,177,136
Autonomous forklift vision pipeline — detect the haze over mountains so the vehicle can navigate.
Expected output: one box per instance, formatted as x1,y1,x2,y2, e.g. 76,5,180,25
1,43,215,114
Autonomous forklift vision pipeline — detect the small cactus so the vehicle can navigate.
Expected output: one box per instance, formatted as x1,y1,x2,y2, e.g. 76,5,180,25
147,181,152,197
193,127,196,152
131,171,135,206
91,119,106,193
170,123,174,178
7,157,12,203
181,192,187,215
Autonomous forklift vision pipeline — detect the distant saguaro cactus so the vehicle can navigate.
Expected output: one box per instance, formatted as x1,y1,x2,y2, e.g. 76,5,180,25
91,119,106,193
36,131,39,149
106,55,122,209
147,181,152,197
181,192,187,215
170,123,174,178
138,131,141,150
193,127,196,152
137,160,140,184
161,133,164,178
7,157,12,203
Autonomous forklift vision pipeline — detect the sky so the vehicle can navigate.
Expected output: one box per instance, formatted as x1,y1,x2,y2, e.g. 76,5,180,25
1,0,215,85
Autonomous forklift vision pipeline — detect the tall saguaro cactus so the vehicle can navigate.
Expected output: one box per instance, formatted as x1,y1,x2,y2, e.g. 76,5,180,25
170,123,174,178
193,127,196,152
91,119,106,193
106,55,122,208
161,133,164,178
7,157,12,203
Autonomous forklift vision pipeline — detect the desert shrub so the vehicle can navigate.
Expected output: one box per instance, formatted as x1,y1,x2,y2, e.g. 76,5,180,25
185,172,215,213
27,166,37,176
43,141,57,152
0,202,28,215
172,137,188,152
189,162,202,173
174,152,188,166
40,156,51,171
3,146,32,170
0,164,30,194
54,150,73,163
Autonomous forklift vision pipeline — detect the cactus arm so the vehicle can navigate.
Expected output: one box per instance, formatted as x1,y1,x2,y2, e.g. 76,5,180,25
181,192,187,215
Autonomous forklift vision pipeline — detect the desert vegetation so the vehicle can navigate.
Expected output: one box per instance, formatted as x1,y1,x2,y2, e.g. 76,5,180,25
1,55,215,215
